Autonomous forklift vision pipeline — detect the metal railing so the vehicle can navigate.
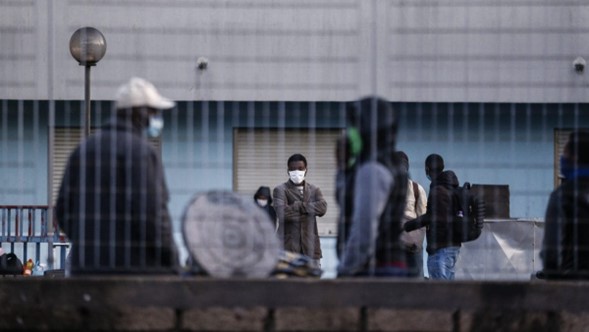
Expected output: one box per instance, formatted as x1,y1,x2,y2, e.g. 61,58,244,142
0,205,68,271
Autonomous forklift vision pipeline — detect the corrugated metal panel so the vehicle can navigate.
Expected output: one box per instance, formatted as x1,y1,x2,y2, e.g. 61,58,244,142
233,128,342,236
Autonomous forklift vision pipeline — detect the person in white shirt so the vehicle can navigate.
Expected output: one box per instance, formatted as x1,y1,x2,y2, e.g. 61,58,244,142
395,151,428,278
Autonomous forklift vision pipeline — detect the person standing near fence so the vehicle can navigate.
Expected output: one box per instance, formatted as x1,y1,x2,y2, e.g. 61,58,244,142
55,77,179,275
404,154,462,280
395,151,428,278
540,130,589,279
273,153,327,268
336,96,408,277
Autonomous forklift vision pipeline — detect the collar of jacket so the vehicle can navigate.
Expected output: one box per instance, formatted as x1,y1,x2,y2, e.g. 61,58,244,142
103,116,144,135
285,180,308,200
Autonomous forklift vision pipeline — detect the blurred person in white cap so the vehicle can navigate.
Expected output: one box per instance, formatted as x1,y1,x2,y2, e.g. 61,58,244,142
56,77,179,275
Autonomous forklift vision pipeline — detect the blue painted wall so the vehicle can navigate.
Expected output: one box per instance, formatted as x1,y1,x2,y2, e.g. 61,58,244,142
0,100,49,205
1,100,587,221
396,103,589,219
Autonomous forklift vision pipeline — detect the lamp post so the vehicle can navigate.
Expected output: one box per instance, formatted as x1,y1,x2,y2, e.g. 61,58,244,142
69,27,107,137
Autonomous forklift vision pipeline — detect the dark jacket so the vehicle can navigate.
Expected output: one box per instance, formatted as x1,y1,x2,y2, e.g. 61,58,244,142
335,168,355,259
405,170,461,255
273,180,327,259
254,186,277,227
541,176,589,278
55,114,179,275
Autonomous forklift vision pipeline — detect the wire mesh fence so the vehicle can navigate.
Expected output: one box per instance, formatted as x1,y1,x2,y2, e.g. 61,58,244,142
1,1,589,279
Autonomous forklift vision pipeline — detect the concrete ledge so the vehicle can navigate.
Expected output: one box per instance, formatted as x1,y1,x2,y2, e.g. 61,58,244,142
1,277,589,331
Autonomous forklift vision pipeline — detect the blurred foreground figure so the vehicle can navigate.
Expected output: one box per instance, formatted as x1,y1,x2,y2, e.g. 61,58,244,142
540,130,589,280
56,77,179,275
336,96,409,277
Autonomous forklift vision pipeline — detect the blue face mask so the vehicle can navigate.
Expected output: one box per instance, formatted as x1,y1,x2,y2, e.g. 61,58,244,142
560,155,574,180
146,114,164,138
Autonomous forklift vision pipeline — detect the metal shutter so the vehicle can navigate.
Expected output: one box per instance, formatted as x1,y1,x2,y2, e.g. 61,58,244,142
233,128,342,236
51,128,161,204
52,128,85,204
554,129,572,188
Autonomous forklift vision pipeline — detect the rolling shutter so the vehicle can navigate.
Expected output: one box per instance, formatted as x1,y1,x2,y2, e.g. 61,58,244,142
554,129,572,188
233,128,343,236
52,128,85,204
51,127,161,204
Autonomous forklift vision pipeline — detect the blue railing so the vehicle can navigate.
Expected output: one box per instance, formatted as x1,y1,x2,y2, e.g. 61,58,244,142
0,205,68,270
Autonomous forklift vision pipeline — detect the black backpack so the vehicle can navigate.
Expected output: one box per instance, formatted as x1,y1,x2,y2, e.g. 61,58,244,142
0,253,24,275
452,182,486,242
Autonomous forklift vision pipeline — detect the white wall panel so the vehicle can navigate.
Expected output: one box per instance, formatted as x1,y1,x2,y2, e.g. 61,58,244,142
385,1,589,102
2,0,589,102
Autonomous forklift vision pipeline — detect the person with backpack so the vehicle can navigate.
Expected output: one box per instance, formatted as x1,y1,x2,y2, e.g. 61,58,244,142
336,96,408,277
404,154,462,280
539,130,589,279
395,151,428,278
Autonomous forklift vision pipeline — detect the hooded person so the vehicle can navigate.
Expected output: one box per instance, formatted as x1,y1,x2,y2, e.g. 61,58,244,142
55,77,179,275
405,164,462,280
254,186,278,230
336,96,409,277
335,133,357,259
540,130,589,279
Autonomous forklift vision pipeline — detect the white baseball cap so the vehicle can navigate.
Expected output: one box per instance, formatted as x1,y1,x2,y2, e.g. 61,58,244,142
116,77,175,110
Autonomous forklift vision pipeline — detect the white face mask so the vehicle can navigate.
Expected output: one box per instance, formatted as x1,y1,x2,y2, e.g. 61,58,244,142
289,170,306,185
147,114,164,138
256,199,268,207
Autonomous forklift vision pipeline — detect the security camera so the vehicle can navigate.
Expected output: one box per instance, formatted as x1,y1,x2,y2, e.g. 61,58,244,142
573,57,586,73
196,57,208,71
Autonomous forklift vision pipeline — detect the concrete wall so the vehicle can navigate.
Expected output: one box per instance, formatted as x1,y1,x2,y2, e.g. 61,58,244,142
2,277,589,331
2,1,589,102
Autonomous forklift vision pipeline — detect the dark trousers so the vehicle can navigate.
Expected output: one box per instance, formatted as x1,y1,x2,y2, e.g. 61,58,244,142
406,249,424,278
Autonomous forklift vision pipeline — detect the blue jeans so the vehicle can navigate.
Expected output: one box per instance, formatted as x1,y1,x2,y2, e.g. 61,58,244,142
427,246,460,280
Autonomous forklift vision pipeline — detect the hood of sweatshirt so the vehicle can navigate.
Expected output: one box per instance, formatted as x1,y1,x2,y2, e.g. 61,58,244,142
254,186,273,205
432,170,459,188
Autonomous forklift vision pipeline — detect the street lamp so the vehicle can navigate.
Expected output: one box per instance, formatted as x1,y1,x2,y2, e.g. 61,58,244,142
69,27,107,136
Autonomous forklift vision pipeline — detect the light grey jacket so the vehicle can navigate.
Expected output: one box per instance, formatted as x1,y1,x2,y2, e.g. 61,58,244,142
337,161,393,276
